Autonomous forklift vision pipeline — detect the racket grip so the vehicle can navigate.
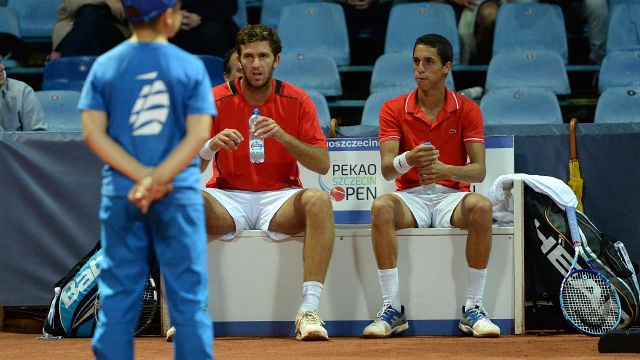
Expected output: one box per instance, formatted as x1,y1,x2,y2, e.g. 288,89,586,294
566,206,582,246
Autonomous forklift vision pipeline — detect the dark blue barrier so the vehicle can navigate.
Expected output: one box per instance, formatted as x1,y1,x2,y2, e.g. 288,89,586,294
1,124,639,305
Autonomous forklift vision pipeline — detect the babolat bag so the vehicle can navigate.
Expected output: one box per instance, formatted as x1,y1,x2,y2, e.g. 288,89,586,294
524,185,640,330
43,241,102,338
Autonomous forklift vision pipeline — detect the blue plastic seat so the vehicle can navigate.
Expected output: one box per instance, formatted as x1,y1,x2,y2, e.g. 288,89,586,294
7,0,59,39
196,54,225,87
336,89,406,138
594,88,640,123
275,53,342,97
277,3,350,66
260,0,315,29
479,87,563,125
306,89,332,128
607,3,640,53
485,51,570,95
598,50,640,93
42,56,97,92
306,89,334,137
384,3,460,65
370,53,455,93
493,2,568,64
35,90,83,131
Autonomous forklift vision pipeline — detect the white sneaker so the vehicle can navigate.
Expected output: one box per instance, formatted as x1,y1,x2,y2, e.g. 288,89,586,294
459,305,500,338
295,311,329,341
165,326,176,342
362,303,409,338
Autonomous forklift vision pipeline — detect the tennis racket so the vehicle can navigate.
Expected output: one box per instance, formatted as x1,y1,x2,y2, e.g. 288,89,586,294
94,275,158,336
559,206,621,336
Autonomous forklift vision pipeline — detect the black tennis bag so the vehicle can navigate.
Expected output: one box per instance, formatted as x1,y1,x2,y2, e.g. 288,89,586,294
43,241,102,338
523,185,640,330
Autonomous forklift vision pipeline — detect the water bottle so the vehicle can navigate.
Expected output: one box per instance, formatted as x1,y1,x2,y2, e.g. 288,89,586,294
458,86,484,100
422,142,436,196
248,108,264,163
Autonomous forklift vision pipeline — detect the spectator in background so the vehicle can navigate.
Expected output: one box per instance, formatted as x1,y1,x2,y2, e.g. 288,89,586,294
170,0,240,58
52,0,132,58
544,0,609,64
0,57,47,131
447,0,499,65
328,0,414,65
223,47,243,82
451,0,609,65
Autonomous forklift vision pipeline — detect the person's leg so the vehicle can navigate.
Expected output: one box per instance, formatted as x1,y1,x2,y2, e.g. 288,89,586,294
92,197,151,360
580,0,609,64
269,188,335,285
166,189,243,342
268,188,335,340
473,0,499,65
153,198,213,359
362,193,416,338
202,190,237,237
448,193,500,337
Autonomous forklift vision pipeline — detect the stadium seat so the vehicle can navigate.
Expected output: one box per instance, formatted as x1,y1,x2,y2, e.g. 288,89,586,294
479,87,563,125
306,89,331,128
594,88,640,123
196,54,225,87
260,0,315,29
384,3,460,65
0,7,24,67
485,51,571,95
7,0,59,39
306,89,335,138
277,3,350,66
336,89,406,138
275,53,342,97
606,3,640,54
598,50,640,93
233,0,248,28
35,90,83,131
370,53,455,93
42,56,97,92
493,2,568,64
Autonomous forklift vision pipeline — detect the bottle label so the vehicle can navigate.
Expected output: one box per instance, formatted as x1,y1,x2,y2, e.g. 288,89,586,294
250,140,263,151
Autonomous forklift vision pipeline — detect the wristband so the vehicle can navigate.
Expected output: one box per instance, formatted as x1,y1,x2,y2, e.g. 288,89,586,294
199,139,217,161
393,151,412,174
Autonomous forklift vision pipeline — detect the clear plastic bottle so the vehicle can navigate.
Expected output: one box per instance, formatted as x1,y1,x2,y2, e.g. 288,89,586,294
248,108,264,163
422,142,436,196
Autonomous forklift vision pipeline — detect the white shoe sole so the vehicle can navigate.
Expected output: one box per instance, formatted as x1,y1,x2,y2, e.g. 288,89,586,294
296,328,329,341
363,322,409,338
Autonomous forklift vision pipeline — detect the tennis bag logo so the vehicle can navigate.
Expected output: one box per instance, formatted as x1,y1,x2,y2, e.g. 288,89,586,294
43,244,103,338
525,186,640,329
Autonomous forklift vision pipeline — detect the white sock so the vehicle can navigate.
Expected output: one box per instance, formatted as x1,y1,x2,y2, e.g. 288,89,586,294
465,267,487,311
378,268,401,310
299,281,323,313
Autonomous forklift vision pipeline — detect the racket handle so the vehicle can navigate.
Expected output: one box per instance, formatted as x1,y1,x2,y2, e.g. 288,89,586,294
566,206,582,246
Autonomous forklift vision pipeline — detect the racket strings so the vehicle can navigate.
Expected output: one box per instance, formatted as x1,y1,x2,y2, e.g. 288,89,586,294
135,279,158,335
561,271,620,334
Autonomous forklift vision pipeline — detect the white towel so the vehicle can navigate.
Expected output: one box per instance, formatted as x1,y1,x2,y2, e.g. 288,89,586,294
488,174,578,226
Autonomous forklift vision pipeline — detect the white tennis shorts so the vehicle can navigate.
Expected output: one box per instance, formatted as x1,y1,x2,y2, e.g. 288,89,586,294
392,185,470,228
202,187,303,241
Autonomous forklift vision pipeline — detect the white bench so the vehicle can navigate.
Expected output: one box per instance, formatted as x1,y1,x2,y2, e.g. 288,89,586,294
160,136,525,337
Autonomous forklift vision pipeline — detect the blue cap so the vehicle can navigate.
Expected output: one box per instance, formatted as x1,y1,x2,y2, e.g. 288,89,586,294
124,0,179,24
